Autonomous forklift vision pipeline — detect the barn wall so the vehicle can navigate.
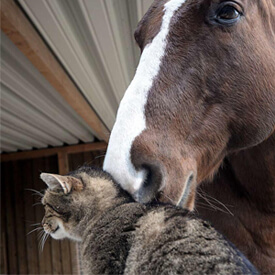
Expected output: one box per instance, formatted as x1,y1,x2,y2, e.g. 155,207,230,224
68,150,106,171
1,150,105,274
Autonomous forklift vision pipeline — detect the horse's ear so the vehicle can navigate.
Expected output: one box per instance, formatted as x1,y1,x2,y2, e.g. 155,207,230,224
40,173,83,194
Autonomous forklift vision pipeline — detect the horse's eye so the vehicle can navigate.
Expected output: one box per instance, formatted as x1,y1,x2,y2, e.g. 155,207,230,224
218,6,239,19
215,3,242,24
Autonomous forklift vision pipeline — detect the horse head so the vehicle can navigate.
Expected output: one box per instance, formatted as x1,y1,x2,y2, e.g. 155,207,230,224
104,0,275,209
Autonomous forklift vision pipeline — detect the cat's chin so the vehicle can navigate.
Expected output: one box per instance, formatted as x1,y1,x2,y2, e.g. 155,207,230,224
50,227,82,242
50,227,67,240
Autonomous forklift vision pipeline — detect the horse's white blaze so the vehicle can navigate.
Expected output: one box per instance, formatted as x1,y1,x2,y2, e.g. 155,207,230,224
103,0,186,195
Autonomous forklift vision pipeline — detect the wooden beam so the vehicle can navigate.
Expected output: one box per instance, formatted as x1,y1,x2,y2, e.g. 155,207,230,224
0,142,107,162
0,0,110,142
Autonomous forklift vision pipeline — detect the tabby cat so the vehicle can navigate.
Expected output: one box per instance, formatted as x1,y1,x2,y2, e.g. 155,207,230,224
40,166,257,274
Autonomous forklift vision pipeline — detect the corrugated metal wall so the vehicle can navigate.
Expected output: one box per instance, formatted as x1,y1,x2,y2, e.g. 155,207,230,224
1,31,95,152
18,0,153,129
1,0,154,153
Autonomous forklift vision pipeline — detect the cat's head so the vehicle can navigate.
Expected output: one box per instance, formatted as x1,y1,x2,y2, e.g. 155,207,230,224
40,166,125,242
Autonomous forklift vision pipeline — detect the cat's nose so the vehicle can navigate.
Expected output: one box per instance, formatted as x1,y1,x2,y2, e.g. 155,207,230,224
41,218,50,227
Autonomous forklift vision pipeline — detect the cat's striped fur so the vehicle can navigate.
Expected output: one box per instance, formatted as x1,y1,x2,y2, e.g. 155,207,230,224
41,166,257,274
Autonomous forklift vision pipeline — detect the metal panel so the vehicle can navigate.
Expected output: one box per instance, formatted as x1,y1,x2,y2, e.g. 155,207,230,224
1,125,47,149
1,109,64,146
18,0,154,129
0,32,95,152
1,0,154,152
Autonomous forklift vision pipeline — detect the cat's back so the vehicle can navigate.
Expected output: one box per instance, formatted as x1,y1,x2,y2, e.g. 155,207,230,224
125,205,258,275
81,202,146,275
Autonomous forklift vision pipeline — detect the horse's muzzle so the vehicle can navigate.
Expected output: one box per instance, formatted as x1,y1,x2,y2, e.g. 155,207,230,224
132,161,196,210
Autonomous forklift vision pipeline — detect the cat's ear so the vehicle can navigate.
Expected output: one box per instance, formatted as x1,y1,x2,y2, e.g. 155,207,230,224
40,173,83,194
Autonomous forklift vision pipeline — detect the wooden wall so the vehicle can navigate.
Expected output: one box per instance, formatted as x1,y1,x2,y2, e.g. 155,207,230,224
1,149,105,274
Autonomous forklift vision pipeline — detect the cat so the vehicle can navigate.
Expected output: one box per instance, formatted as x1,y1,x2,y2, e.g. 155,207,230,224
40,166,258,275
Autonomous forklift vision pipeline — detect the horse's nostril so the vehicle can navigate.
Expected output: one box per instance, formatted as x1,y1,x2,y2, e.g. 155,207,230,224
143,167,153,189
134,163,163,203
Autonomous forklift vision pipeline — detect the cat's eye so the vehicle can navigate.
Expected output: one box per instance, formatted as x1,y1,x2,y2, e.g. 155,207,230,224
53,206,62,213
47,204,62,214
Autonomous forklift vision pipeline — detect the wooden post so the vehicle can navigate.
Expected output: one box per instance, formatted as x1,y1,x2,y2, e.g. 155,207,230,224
57,152,69,175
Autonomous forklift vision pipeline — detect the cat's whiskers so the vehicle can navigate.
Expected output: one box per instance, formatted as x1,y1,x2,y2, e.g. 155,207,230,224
25,188,44,197
39,232,44,251
30,223,41,227
32,202,43,207
37,229,45,241
84,154,107,166
94,154,106,160
41,232,49,251
27,226,43,236
39,231,47,252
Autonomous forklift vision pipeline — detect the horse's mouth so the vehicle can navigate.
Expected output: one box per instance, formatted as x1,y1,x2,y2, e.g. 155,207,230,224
156,172,196,210
131,162,196,209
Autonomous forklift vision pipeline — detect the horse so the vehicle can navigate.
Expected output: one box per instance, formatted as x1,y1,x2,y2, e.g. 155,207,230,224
103,0,275,273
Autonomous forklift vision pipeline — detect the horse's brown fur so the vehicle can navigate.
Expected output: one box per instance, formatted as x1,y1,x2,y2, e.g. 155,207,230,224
129,0,275,273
